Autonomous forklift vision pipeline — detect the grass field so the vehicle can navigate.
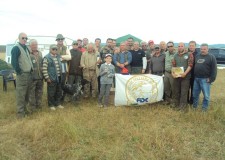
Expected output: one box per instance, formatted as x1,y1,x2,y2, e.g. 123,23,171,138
0,53,225,159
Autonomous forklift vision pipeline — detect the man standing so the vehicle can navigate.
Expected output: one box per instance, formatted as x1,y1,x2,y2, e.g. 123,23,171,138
150,45,165,76
56,34,71,101
164,41,176,104
77,39,86,53
94,38,101,52
113,42,132,73
100,38,114,64
68,41,82,86
160,41,167,53
146,40,155,73
188,41,198,104
130,41,147,74
80,43,100,98
172,42,194,110
29,39,43,111
42,44,64,110
11,32,33,118
83,38,89,49
127,37,134,51
193,43,217,111
112,39,117,49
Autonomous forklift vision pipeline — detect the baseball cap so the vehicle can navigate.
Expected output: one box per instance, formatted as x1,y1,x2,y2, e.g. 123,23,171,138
50,44,58,49
72,40,78,45
105,54,112,58
154,45,160,49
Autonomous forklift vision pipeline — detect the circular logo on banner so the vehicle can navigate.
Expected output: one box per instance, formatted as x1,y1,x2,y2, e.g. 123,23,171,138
125,75,158,105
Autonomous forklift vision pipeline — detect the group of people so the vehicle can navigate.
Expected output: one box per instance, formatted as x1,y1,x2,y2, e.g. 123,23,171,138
11,32,217,118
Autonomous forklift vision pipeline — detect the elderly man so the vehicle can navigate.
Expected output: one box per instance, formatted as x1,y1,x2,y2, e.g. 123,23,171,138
130,41,147,74
164,41,176,104
150,45,165,76
188,41,198,104
11,32,33,118
160,41,167,53
43,44,64,110
172,42,194,110
29,39,43,111
193,43,217,111
113,42,132,73
80,43,100,98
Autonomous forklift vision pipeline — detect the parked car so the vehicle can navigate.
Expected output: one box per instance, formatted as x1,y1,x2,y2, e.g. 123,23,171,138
195,48,225,64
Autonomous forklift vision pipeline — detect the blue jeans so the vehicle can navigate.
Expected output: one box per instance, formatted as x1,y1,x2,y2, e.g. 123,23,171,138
193,78,211,110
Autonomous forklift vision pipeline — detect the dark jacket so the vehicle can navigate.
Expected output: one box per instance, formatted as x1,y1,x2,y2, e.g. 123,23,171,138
69,49,82,76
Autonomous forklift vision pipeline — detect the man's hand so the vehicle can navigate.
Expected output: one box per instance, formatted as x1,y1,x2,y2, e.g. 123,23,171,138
141,69,145,74
120,64,125,68
47,79,51,83
180,72,187,78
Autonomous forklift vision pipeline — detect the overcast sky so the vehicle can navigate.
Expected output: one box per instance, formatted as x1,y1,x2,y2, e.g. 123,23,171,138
0,0,224,45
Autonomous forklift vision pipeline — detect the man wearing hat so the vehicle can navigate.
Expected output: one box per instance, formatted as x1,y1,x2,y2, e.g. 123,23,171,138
42,44,64,110
55,34,71,101
150,45,165,76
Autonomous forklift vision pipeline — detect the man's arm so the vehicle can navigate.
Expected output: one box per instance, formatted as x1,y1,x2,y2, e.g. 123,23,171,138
61,49,71,61
209,55,217,83
11,46,22,75
42,57,50,82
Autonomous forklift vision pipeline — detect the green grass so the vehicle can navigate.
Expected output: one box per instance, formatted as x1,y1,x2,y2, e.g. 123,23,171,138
0,52,225,159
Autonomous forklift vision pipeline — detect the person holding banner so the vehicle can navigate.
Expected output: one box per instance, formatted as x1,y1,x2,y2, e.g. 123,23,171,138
98,54,115,108
113,42,132,73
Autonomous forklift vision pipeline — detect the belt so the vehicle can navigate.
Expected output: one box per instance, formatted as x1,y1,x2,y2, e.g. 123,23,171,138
152,71,164,74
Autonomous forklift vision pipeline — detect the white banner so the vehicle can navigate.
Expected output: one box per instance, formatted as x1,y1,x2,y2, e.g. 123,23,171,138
115,74,164,106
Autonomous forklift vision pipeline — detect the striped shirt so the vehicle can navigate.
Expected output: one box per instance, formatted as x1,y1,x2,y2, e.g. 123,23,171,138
42,54,60,80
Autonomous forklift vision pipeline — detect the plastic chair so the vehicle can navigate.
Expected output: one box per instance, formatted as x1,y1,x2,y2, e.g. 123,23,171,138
0,69,16,91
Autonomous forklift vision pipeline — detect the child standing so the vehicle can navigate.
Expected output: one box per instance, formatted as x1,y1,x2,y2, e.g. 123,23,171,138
98,54,115,108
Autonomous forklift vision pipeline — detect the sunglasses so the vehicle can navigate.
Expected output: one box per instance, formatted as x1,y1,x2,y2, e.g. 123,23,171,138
167,46,173,48
56,38,64,41
52,48,58,51
22,37,28,40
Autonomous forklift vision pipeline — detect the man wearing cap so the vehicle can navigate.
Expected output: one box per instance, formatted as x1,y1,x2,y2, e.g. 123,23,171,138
98,54,115,107
164,41,176,104
113,42,132,73
172,42,194,110
11,32,33,118
42,44,64,110
55,34,71,101
80,43,100,98
29,39,43,111
150,45,165,76
67,41,82,90
77,39,86,53
130,41,147,74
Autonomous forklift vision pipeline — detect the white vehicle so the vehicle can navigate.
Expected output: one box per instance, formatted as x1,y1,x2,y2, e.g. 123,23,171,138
5,35,73,63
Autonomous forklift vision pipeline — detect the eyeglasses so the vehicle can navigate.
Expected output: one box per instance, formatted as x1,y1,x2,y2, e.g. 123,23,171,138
56,38,64,41
22,37,28,40
167,46,173,48
52,48,58,51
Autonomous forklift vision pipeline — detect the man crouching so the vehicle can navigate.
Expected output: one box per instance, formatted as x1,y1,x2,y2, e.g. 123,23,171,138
42,44,64,110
